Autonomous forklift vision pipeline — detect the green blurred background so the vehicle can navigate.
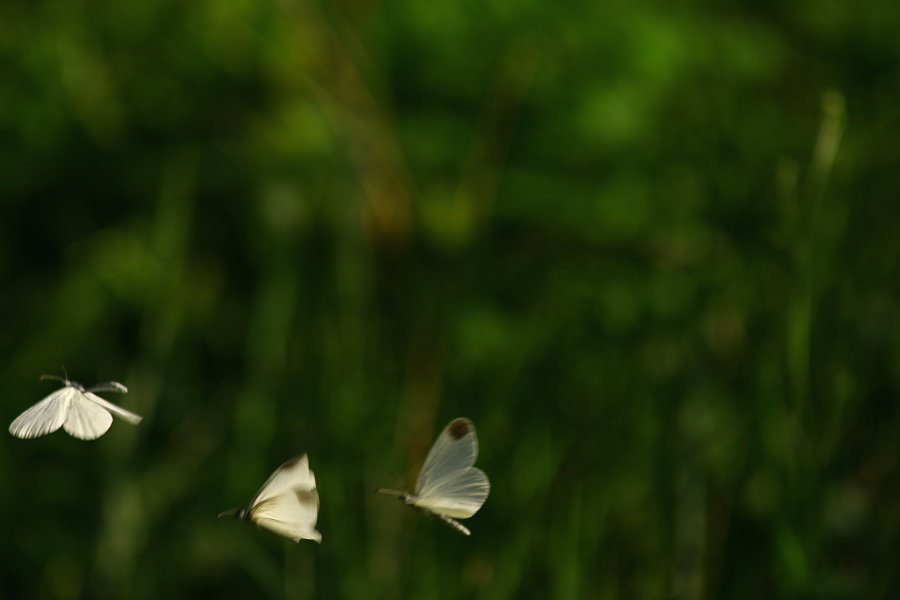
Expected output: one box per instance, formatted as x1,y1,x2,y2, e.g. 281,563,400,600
1,0,898,598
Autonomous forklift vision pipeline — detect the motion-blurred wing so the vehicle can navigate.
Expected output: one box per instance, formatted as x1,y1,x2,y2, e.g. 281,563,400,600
9,387,75,439
83,391,142,424
63,393,113,440
250,487,322,543
414,467,490,519
86,381,129,394
250,454,316,506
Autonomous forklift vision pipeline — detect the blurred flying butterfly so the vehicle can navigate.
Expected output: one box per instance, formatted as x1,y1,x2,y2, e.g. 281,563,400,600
218,453,322,543
377,417,490,536
9,374,142,440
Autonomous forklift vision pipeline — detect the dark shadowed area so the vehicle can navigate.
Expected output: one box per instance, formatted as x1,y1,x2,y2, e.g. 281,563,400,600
1,0,898,598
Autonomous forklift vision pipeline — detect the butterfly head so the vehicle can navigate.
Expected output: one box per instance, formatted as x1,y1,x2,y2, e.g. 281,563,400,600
39,373,82,390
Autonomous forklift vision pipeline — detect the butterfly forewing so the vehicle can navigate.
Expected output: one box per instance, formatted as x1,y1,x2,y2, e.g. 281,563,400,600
250,454,316,506
8,387,74,439
415,418,479,495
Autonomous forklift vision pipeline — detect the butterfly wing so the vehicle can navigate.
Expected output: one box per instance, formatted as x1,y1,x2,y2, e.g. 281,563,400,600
83,391,142,424
416,418,479,493
250,488,322,543
414,466,490,519
86,381,129,394
413,418,490,519
63,391,114,440
9,386,75,439
250,454,316,505
248,454,321,542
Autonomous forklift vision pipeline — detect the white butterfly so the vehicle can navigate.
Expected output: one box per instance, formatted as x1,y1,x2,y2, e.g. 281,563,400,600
218,453,322,543
9,375,142,440
378,417,490,536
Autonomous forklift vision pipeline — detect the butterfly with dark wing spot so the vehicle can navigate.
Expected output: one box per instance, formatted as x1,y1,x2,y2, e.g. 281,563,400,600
377,418,490,536
218,453,322,543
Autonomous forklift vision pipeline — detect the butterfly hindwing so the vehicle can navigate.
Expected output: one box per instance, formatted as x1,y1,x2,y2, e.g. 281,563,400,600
63,392,113,440
413,466,490,519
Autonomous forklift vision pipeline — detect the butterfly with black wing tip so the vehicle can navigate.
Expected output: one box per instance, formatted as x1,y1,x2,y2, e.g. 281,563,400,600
9,374,142,440
218,453,322,543
377,417,490,536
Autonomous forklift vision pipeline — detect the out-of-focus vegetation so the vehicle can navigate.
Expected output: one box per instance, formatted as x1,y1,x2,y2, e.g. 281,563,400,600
1,0,898,598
